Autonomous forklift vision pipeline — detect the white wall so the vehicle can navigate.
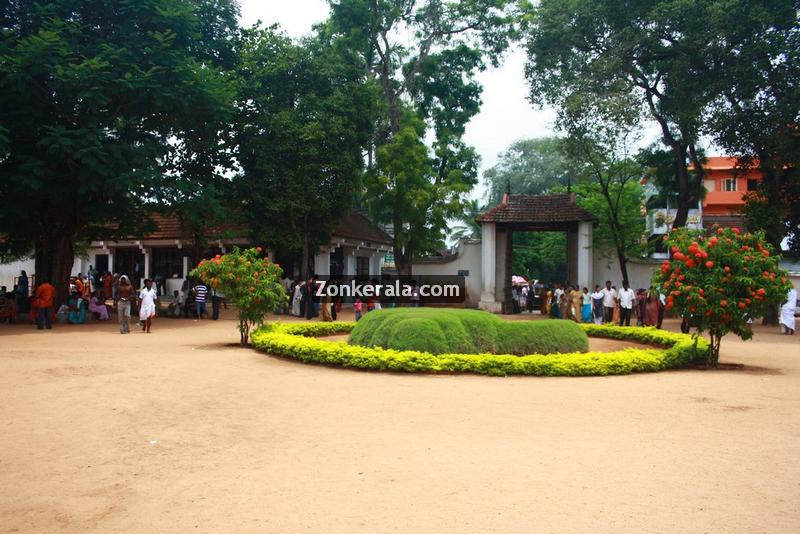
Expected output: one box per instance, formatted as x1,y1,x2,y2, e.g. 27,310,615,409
412,241,483,307
0,258,35,292
593,253,659,290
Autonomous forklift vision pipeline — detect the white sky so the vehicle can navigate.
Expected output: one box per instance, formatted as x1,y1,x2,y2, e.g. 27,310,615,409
239,0,559,197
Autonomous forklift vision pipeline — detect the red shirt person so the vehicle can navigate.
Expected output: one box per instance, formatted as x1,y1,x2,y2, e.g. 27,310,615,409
34,282,55,330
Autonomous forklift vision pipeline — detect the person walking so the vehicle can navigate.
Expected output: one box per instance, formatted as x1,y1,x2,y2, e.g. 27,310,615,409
116,275,135,334
194,281,208,319
617,280,636,327
780,286,797,335
601,281,616,324
34,281,55,330
16,270,29,313
138,278,157,333
590,285,604,325
581,287,592,322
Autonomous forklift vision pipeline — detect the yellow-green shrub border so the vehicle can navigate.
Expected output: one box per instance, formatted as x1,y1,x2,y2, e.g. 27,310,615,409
250,321,709,376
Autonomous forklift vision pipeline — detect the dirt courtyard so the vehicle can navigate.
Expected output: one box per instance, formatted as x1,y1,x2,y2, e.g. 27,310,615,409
1,311,799,533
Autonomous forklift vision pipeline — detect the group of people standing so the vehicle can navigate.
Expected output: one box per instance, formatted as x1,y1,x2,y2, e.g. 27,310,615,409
4,267,221,334
539,280,664,328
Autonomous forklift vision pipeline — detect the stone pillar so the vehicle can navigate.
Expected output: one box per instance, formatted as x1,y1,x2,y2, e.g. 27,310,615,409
316,251,330,277
143,248,151,280
566,230,578,284
577,221,593,289
479,222,501,312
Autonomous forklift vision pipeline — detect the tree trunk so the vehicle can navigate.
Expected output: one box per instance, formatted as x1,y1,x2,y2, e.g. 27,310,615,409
393,212,412,277
239,317,251,346
301,214,310,279
672,145,692,229
394,243,412,277
616,246,630,285
35,230,75,310
707,331,722,367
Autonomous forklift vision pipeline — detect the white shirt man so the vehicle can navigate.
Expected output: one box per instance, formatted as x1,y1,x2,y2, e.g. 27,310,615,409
617,283,636,326
618,287,636,309
601,285,616,307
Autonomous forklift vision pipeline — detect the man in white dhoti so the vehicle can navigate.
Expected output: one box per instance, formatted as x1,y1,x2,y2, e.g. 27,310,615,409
139,278,158,333
780,287,797,335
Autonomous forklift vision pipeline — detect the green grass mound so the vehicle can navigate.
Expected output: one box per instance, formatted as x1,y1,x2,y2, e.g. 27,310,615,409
250,322,709,376
348,308,589,355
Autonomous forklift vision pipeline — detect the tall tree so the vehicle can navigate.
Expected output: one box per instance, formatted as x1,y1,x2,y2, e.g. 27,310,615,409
0,0,238,305
705,3,799,251
162,0,241,265
329,0,518,275
483,137,571,204
234,26,376,277
559,95,647,283
449,198,484,241
523,0,784,229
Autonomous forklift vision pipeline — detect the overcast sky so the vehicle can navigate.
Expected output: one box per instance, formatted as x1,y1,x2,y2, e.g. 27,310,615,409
239,0,559,198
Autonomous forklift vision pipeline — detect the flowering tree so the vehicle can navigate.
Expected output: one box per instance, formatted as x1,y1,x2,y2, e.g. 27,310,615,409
190,247,287,346
653,227,791,367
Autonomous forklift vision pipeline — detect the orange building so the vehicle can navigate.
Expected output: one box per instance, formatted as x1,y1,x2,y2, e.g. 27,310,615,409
697,156,763,228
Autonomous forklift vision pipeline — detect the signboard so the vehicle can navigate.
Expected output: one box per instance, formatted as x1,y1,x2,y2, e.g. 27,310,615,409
647,209,703,235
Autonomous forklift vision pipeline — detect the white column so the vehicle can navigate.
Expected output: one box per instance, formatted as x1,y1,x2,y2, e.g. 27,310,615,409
316,251,330,276
479,223,501,312
182,256,189,279
108,251,114,273
370,253,383,277
577,221,593,289
143,248,151,280
344,251,357,277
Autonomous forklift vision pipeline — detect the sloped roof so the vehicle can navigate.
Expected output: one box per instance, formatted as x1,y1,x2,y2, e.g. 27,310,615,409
332,212,393,245
475,194,597,224
116,213,247,241
106,211,392,245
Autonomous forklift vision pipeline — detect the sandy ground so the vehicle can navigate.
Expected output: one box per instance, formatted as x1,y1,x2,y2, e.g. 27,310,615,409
1,310,799,533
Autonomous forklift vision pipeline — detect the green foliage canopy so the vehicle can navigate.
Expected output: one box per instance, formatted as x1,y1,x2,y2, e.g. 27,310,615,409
190,247,287,345
653,227,791,366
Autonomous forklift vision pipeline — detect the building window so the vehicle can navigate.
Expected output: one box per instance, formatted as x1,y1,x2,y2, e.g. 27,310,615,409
330,248,344,278
151,247,185,279
356,256,370,279
747,179,760,191
722,178,737,192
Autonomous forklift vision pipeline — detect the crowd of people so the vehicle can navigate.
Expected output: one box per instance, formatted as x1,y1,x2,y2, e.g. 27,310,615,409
3,267,797,335
513,279,666,328
281,276,422,322
0,267,227,334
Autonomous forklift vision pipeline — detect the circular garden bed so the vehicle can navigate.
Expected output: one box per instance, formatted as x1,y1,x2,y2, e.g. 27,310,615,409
251,309,709,377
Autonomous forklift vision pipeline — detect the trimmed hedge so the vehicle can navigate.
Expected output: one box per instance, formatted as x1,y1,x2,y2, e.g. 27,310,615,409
251,321,709,377
349,308,589,355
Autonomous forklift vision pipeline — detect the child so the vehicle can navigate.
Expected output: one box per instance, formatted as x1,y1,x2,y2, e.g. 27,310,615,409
354,298,363,321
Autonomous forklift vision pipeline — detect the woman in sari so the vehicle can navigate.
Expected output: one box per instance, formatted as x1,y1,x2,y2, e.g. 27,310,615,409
558,292,569,320
291,281,303,317
88,291,109,320
581,287,592,322
67,291,87,324
542,286,552,316
643,288,661,327
612,286,620,324
570,285,582,322
102,272,113,300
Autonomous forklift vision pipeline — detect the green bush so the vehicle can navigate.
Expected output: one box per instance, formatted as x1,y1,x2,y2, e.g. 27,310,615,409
250,321,709,377
348,308,588,355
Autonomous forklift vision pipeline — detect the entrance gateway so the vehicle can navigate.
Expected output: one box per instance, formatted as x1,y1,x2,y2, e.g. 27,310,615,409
475,192,597,313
